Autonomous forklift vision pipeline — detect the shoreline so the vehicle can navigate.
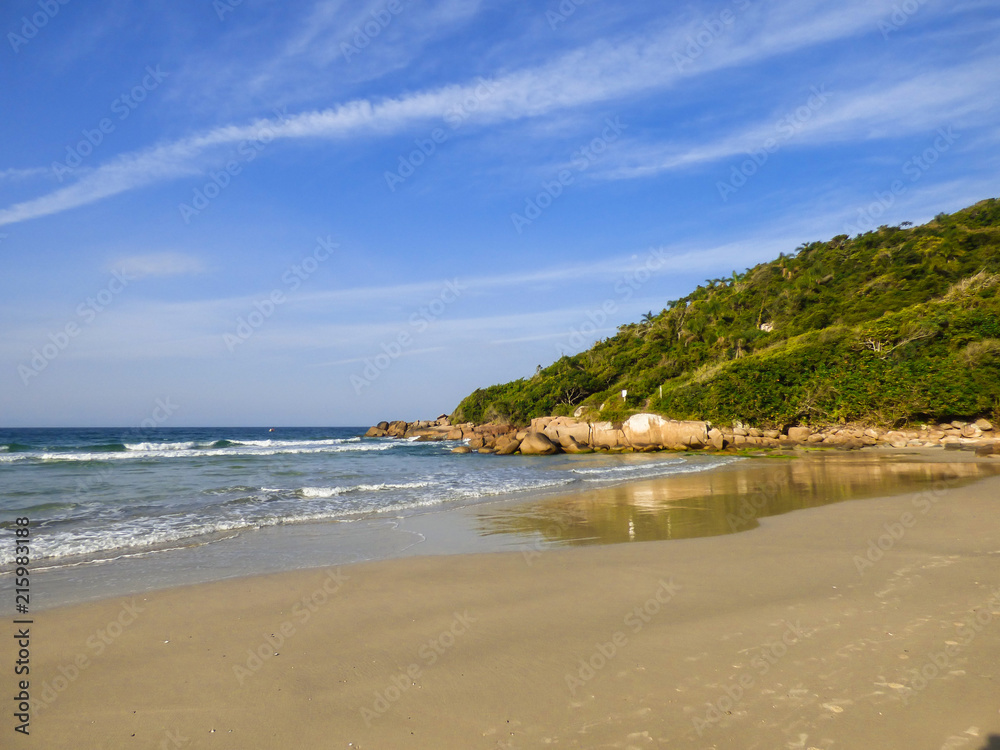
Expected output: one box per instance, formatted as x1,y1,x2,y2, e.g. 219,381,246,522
9,455,1000,748
9,449,999,613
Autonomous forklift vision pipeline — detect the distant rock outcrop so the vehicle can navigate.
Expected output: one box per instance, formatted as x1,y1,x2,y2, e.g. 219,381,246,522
365,413,1000,457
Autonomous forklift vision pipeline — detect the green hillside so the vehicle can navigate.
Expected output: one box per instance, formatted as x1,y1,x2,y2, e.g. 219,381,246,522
454,198,1000,428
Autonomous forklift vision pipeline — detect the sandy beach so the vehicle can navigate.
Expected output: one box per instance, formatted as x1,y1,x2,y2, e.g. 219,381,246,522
6,3,998,748
9,453,1000,749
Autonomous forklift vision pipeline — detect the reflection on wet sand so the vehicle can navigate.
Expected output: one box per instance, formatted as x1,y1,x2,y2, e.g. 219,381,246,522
474,453,1000,546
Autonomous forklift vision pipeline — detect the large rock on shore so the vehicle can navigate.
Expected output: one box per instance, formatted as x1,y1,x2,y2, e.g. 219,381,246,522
529,417,556,432
622,414,708,448
494,435,522,455
562,437,593,454
519,432,560,455
590,421,627,449
540,417,592,449
787,426,811,442
477,424,515,437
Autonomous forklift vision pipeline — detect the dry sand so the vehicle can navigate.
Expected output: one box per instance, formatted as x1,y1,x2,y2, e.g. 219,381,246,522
8,457,1000,749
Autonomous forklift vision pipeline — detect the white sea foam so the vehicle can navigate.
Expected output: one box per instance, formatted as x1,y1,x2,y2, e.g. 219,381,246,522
444,476,577,499
226,437,360,448
16,441,397,463
0,434,739,569
0,504,390,567
578,457,739,482
125,441,201,451
0,473,581,566
570,459,686,475
298,482,433,498
0,517,266,566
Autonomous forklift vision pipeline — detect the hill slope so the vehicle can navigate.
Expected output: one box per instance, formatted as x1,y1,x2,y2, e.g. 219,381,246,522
454,198,1000,428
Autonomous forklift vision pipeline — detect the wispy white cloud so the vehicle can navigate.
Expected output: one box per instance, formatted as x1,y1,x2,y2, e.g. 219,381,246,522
287,242,799,312
599,55,1000,181
0,234,802,353
115,252,207,279
8,181,985,372
280,0,353,61
0,167,50,182
283,0,483,67
179,0,486,117
0,0,912,228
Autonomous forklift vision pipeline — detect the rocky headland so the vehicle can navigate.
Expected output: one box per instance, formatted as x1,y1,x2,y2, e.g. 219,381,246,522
366,413,1000,457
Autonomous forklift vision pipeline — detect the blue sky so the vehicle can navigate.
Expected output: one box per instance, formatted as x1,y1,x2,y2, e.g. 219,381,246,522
1,0,998,427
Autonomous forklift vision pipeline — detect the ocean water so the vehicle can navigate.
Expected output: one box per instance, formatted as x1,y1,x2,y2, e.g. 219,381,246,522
0,426,735,571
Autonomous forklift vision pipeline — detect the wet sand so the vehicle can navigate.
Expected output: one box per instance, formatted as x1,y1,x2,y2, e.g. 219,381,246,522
8,454,1000,749
469,450,999,545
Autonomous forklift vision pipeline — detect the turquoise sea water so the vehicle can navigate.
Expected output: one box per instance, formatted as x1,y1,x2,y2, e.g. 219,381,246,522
0,426,735,571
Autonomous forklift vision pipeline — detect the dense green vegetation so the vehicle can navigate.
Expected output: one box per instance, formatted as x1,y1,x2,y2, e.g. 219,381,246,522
454,198,1000,428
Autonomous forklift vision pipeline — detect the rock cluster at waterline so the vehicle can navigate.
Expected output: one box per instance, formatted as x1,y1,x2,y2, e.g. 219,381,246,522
365,414,1000,457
